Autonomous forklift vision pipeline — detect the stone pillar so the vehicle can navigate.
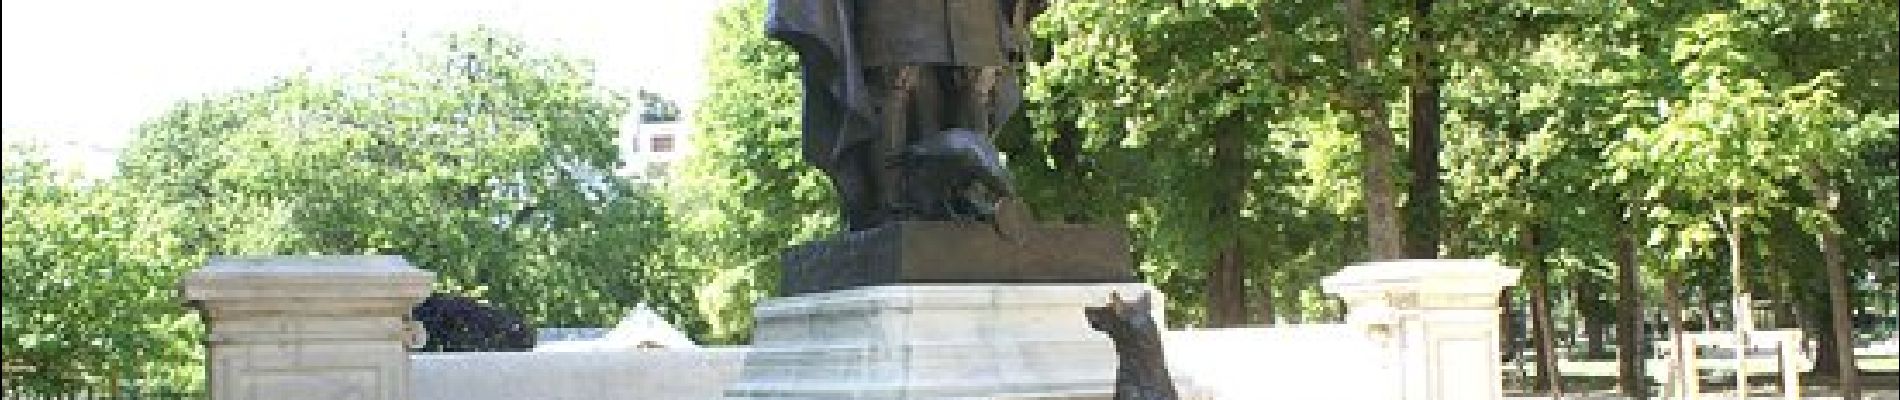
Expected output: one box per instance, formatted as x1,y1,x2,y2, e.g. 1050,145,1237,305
181,256,433,400
1323,259,1521,400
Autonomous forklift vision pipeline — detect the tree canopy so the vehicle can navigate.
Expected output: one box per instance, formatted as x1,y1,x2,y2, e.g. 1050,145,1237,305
4,2,1896,397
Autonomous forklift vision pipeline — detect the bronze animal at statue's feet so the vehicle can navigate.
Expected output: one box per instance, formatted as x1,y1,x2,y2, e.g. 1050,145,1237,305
895,128,1017,223
1086,292,1180,400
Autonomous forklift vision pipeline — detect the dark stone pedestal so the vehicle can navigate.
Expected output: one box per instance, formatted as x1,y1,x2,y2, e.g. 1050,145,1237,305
778,221,1137,296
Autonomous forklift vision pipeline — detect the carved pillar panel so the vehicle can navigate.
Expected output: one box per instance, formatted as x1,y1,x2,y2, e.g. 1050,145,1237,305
1324,259,1522,400
181,256,433,400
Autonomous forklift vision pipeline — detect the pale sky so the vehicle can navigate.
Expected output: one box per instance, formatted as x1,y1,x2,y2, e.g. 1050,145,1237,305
2,0,726,176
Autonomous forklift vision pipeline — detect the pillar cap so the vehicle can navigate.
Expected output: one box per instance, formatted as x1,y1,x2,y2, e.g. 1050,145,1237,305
181,255,433,302
1322,259,1520,297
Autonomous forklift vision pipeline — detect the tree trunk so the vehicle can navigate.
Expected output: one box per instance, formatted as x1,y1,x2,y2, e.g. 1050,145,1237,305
1577,276,1609,359
1773,280,1798,329
1049,118,1089,223
1257,264,1276,326
1207,243,1246,327
1615,213,1648,398
1205,112,1248,327
1501,291,1521,363
1803,163,1862,400
1808,290,1842,374
1402,0,1442,260
1662,276,1691,400
1719,208,1752,395
1524,226,1565,395
1339,0,1406,260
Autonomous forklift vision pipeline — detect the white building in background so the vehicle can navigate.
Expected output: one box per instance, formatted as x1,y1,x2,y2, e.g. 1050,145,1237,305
618,120,688,181
616,91,690,182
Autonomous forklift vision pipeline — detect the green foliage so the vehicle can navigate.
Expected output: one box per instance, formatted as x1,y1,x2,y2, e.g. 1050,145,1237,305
663,1,837,342
7,29,699,394
5,4,1896,396
115,28,674,330
1022,0,1440,324
3,144,204,395
1012,0,1897,327
1597,2,1900,278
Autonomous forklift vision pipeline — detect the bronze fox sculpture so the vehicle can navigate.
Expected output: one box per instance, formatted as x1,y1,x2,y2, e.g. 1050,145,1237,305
1086,292,1180,400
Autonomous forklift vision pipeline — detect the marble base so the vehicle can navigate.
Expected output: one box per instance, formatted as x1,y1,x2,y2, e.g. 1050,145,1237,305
725,284,1155,399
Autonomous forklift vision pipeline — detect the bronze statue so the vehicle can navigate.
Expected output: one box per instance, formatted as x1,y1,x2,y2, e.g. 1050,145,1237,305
1086,292,1181,400
766,0,1041,231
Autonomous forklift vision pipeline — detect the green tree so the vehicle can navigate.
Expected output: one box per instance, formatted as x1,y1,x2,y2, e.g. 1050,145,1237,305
1402,0,1444,259
117,28,676,333
666,1,837,342
1604,5,1897,394
3,144,204,396
1337,0,1406,260
1026,0,1338,326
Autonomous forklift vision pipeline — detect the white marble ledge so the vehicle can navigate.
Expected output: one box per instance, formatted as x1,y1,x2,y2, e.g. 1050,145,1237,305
1323,259,1521,295
755,284,1156,316
182,255,433,301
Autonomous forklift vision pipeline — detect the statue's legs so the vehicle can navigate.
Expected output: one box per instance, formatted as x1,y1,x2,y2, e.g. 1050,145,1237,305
904,67,963,220
873,66,1012,223
935,66,990,133
874,66,937,220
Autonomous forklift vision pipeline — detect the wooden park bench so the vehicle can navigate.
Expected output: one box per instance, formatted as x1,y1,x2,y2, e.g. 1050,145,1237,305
1650,330,1810,400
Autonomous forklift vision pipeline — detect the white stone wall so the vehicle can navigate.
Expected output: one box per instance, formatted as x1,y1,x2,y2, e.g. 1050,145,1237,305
1138,259,1521,400
410,326,1414,400
410,348,746,400
1164,326,1396,400
186,258,1513,400
411,327,1411,400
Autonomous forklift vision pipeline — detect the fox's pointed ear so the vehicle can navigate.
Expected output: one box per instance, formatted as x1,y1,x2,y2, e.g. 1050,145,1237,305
1107,291,1126,313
